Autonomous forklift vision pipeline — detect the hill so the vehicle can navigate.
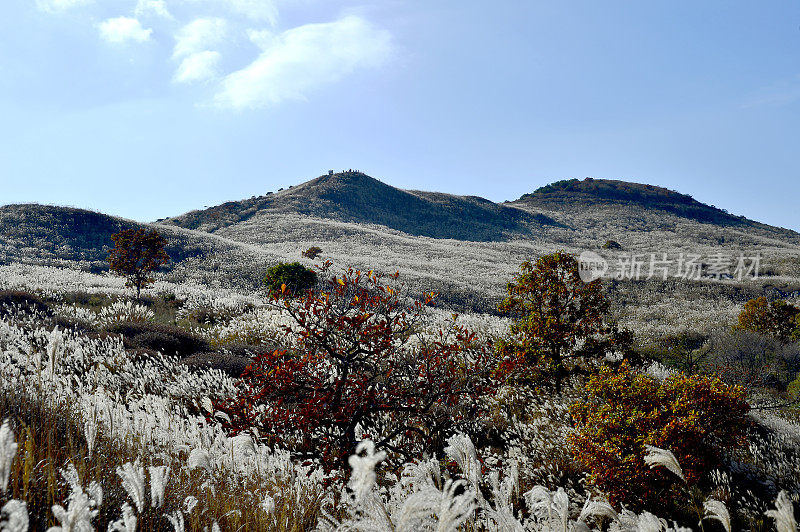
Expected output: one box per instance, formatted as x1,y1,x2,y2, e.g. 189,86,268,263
164,171,556,241
4,174,800,330
0,203,284,289
514,178,748,225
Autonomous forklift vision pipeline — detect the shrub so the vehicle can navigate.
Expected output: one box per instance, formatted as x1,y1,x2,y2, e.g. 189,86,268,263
263,262,317,297
704,329,800,390
735,296,799,341
602,240,622,249
105,321,208,358
569,363,750,511
495,252,632,394
302,246,322,260
181,352,252,378
216,264,495,469
0,290,50,317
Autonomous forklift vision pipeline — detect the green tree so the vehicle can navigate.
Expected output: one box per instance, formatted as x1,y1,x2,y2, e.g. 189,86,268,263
496,252,631,394
107,228,170,301
264,262,318,297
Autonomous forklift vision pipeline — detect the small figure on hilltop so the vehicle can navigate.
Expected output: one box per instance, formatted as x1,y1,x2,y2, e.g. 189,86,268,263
107,228,170,301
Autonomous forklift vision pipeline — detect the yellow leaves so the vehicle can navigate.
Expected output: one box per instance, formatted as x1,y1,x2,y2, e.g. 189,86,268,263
337,278,345,286
281,283,287,294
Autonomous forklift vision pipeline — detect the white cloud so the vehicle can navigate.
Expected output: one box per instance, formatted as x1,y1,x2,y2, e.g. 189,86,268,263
36,0,93,14
178,0,278,25
98,17,153,44
225,0,278,25
135,0,173,20
173,18,228,59
174,50,221,83
214,15,392,110
172,18,228,85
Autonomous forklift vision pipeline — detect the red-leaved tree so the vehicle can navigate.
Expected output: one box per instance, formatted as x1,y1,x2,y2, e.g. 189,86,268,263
215,262,495,469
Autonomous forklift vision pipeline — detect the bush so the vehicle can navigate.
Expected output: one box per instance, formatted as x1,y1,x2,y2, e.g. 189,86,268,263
97,301,154,326
569,363,750,511
705,329,800,390
217,265,495,469
263,262,317,297
602,239,622,249
0,290,50,317
735,296,799,341
105,321,208,358
302,246,322,259
181,352,252,378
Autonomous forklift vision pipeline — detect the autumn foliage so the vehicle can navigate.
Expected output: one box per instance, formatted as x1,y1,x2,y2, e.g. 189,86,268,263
569,363,750,510
217,262,494,469
495,251,631,394
734,296,799,341
107,228,170,300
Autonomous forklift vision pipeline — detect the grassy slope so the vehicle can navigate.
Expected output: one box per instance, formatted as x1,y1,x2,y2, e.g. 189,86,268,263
4,175,800,333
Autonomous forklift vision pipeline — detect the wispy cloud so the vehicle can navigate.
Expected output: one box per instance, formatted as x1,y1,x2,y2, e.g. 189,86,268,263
172,18,228,84
174,50,221,83
176,0,279,25
36,0,93,14
98,17,153,44
224,0,278,25
135,0,172,20
214,15,392,110
173,18,228,58
742,76,800,108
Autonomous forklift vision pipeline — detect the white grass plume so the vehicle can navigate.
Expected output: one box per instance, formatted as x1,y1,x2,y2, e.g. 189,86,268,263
47,465,100,532
166,511,185,532
0,420,18,494
347,440,386,504
116,461,146,514
702,498,731,532
0,500,28,532
766,491,797,532
149,465,170,509
643,445,685,481
108,503,137,532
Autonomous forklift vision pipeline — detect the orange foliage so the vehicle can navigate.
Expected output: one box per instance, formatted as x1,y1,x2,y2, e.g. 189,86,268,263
569,363,750,510
734,296,799,341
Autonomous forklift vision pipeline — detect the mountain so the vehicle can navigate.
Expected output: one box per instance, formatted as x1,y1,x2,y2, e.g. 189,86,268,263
164,171,556,241
513,178,750,226
3,173,800,325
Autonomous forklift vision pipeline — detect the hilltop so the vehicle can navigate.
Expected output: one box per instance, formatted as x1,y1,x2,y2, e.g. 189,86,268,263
164,171,556,241
513,178,745,225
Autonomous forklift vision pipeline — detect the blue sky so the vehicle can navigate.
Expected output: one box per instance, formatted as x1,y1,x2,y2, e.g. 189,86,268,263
1,1,799,229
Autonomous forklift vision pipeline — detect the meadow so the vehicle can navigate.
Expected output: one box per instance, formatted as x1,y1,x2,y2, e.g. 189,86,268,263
1,258,800,531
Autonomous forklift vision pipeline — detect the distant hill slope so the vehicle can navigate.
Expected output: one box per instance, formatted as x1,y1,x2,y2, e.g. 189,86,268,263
164,171,555,241
509,178,800,245
0,204,284,289
0,204,134,266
